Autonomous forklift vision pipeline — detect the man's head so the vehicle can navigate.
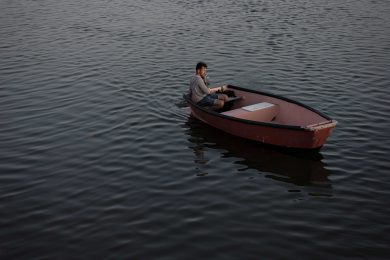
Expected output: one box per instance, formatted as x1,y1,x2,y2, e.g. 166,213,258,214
196,62,207,78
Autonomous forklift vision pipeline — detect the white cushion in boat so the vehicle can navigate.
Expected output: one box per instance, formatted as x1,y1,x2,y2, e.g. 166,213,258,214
221,102,278,122
242,102,274,111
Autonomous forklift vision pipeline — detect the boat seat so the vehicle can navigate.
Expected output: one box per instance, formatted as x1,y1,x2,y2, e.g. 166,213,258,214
221,102,278,122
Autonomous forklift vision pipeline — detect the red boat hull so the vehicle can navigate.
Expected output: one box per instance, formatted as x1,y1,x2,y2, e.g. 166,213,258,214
185,86,337,149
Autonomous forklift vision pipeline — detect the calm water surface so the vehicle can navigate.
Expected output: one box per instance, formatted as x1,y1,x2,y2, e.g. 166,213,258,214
1,0,390,259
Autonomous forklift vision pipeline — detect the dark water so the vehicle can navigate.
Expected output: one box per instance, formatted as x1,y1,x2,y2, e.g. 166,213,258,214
1,0,390,258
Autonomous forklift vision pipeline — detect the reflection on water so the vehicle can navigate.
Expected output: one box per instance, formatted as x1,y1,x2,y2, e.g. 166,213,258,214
184,116,333,195
2,0,390,257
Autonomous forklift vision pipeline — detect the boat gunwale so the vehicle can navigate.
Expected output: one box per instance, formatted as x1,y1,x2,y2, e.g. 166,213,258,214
184,85,335,131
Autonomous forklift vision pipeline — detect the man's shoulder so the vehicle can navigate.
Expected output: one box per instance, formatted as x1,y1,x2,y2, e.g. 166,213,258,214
190,75,202,85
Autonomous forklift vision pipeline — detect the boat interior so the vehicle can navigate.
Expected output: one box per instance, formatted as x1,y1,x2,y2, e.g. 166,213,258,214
217,87,331,127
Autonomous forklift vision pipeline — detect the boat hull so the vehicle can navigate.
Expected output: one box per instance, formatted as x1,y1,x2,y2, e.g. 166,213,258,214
185,86,336,149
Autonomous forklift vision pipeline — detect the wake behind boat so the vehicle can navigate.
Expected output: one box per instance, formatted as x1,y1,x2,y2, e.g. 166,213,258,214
184,85,337,149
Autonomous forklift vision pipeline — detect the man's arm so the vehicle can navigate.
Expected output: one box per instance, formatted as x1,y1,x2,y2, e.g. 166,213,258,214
197,76,211,95
210,84,227,93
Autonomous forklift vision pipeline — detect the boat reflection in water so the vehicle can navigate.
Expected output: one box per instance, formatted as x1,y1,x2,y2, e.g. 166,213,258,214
184,116,333,196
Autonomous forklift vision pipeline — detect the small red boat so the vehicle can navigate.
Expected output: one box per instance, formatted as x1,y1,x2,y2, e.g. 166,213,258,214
184,85,337,150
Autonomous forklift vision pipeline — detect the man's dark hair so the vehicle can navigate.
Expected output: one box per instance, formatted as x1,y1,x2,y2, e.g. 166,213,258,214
196,62,207,71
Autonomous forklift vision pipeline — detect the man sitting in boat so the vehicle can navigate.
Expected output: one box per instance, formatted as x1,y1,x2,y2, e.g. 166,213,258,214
189,62,228,110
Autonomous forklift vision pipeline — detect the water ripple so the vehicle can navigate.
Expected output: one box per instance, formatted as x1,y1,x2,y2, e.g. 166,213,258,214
1,0,390,259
